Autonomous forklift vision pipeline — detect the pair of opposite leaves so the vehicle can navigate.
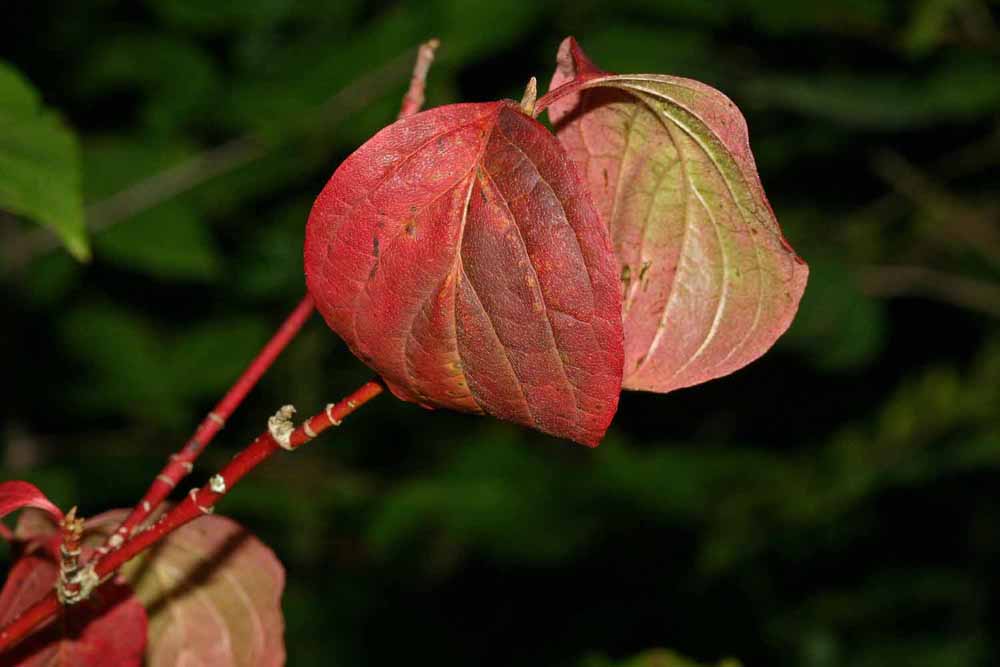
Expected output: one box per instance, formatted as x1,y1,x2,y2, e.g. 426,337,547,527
305,38,808,446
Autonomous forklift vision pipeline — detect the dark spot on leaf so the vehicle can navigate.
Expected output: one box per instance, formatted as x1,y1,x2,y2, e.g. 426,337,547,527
405,221,417,237
639,260,651,282
372,236,380,257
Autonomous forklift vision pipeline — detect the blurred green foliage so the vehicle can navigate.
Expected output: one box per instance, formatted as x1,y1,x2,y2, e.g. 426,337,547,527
2,1,999,666
0,62,87,260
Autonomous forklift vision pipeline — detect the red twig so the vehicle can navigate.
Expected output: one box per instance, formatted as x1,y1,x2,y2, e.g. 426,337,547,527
398,38,440,119
0,380,384,654
104,295,315,548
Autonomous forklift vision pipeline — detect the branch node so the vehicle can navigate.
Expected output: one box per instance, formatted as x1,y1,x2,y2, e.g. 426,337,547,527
209,474,226,494
189,488,214,515
325,403,342,426
520,77,538,116
268,404,297,450
156,474,177,488
169,454,195,472
57,509,97,605
108,530,125,549
56,562,98,605
207,411,226,426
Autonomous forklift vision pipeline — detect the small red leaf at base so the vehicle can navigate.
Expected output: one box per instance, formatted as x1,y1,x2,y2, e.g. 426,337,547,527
305,100,624,446
87,509,286,667
0,482,63,525
0,556,147,667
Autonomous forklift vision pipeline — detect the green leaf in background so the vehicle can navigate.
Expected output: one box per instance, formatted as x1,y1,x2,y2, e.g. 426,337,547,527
82,138,223,281
369,435,596,564
0,61,88,260
95,203,222,281
59,302,269,426
79,34,222,137
782,259,887,371
583,648,741,667
743,60,1000,129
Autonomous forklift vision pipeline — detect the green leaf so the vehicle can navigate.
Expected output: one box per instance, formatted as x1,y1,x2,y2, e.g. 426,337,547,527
0,61,88,260
95,203,222,281
583,648,741,667
743,59,1000,129
83,139,222,281
782,259,887,371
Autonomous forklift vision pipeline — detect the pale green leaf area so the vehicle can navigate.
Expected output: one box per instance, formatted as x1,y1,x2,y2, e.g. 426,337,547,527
0,61,88,260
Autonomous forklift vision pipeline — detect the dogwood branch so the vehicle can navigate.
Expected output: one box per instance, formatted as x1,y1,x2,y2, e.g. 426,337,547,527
102,294,316,550
0,380,384,654
398,38,440,119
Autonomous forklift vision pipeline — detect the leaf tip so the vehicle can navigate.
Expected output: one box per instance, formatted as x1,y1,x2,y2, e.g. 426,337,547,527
520,76,538,116
556,36,603,79
64,232,91,263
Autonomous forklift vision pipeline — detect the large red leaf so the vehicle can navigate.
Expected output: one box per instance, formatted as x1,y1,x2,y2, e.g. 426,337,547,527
0,555,147,667
541,38,808,393
305,100,624,446
0,481,62,524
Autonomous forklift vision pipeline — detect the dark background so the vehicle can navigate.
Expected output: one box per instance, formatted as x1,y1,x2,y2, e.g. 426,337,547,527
2,1,999,665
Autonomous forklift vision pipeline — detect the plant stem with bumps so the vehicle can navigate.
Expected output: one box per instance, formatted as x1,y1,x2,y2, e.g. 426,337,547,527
0,380,384,654
105,294,316,550
0,36,438,658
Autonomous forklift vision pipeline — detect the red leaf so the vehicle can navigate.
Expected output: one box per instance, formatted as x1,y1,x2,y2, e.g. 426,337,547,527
87,509,286,667
305,100,624,446
0,556,147,667
0,481,62,524
540,38,808,393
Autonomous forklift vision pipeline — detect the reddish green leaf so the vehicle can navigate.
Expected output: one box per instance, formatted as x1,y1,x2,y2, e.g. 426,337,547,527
87,510,286,667
305,100,624,446
0,481,63,524
541,38,808,393
0,555,147,667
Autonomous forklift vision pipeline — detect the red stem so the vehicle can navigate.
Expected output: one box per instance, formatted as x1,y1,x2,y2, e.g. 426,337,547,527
0,380,384,654
108,294,315,544
398,38,439,119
